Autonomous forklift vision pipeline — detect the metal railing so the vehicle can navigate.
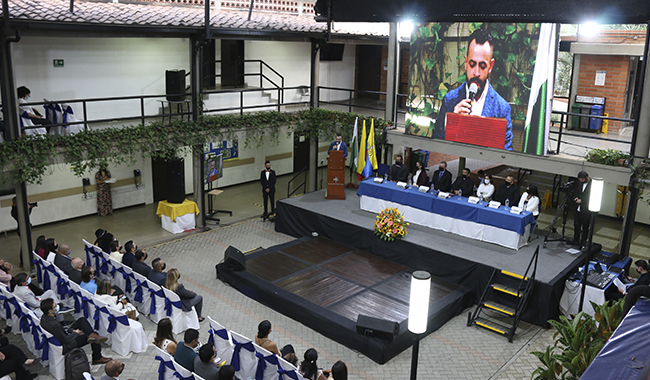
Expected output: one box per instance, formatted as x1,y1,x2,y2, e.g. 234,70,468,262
287,165,308,198
316,86,408,123
548,110,634,154
203,59,285,103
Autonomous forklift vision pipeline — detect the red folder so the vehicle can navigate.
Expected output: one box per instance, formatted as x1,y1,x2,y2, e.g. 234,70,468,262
444,113,507,149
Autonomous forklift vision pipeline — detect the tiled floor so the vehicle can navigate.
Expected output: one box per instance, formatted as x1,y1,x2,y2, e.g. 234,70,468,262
1,171,648,379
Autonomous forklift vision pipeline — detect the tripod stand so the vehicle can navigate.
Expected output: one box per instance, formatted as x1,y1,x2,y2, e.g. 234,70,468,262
544,193,572,246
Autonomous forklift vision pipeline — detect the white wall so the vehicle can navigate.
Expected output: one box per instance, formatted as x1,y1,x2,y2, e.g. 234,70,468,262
318,43,356,102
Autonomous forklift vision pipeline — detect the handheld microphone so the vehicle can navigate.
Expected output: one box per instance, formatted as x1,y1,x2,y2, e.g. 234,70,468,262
468,83,478,101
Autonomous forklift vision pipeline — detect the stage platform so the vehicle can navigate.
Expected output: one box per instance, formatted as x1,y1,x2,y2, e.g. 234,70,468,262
274,188,589,327
217,236,473,364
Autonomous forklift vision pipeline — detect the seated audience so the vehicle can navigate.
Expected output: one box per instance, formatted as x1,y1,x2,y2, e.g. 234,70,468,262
94,229,114,254
54,243,73,274
218,365,235,380
254,320,296,364
412,161,428,186
623,285,650,317
451,168,475,197
476,174,495,200
95,280,138,320
0,340,37,380
174,329,200,372
194,344,220,380
108,240,123,263
34,235,47,259
148,258,167,287
518,184,540,217
17,86,51,126
0,260,12,287
153,318,177,356
80,265,98,294
166,269,204,322
493,175,520,206
69,258,84,284
298,348,327,380
121,240,137,268
101,359,135,380
43,238,58,257
40,298,111,365
324,361,348,380
132,250,152,277
13,273,61,317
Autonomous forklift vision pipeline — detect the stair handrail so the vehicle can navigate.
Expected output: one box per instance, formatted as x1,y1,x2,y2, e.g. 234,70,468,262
287,166,308,198
515,245,539,296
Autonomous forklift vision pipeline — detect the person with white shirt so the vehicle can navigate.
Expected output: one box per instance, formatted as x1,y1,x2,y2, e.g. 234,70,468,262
411,161,428,186
13,273,60,317
476,174,495,200
109,240,124,263
518,184,540,218
260,161,276,218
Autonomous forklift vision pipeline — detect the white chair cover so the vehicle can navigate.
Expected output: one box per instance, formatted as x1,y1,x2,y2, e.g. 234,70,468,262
19,109,46,136
229,331,258,380
45,102,64,136
154,353,194,380
82,372,95,380
208,317,233,366
253,343,281,380
161,287,199,334
61,103,84,135
131,271,154,317
277,356,307,380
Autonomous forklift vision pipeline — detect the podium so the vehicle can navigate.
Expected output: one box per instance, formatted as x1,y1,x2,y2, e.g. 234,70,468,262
326,150,346,200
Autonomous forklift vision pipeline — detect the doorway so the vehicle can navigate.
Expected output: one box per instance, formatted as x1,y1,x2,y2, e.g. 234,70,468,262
356,45,383,100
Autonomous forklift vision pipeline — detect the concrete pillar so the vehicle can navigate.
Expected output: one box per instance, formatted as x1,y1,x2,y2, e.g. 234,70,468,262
385,22,399,125
309,39,321,192
191,36,206,229
568,54,581,129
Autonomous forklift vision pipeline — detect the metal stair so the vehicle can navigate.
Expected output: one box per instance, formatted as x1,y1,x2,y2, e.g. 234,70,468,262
467,246,539,342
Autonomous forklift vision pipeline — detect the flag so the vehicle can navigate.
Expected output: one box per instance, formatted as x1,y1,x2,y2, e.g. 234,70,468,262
357,120,367,180
367,118,379,171
523,24,556,155
350,117,359,172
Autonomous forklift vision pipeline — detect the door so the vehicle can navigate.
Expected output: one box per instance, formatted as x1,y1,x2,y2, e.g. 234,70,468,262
221,40,245,88
356,45,383,100
293,133,310,173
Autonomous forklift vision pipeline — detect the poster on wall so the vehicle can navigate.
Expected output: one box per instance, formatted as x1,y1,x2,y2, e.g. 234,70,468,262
209,140,239,161
405,23,556,155
204,153,223,184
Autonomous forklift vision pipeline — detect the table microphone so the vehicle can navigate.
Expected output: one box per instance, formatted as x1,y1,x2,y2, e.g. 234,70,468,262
468,83,478,101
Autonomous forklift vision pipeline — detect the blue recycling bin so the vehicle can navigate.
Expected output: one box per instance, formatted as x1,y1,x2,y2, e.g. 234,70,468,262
590,105,604,131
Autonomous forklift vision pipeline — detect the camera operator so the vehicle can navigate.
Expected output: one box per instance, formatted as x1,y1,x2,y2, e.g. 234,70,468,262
571,171,591,250
10,197,36,268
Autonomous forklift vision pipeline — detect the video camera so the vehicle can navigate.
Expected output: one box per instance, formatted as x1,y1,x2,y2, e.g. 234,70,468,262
560,180,575,198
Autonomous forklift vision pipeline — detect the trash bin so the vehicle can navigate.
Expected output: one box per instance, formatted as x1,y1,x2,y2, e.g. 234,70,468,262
590,105,604,131
580,104,591,129
570,102,583,129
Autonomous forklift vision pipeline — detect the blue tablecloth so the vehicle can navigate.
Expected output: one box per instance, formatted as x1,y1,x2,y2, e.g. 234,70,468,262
357,180,535,236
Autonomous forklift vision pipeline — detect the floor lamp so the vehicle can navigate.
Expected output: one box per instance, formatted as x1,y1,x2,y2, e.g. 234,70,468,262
409,271,431,380
578,177,604,313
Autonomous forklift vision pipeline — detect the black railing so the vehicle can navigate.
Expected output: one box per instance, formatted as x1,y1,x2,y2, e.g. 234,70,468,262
548,110,634,154
203,59,285,103
287,165,308,198
317,86,408,123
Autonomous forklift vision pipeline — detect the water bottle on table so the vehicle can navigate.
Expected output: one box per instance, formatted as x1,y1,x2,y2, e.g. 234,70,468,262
505,199,510,210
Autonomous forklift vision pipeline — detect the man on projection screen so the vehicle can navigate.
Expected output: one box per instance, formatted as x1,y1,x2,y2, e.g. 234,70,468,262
434,28,513,150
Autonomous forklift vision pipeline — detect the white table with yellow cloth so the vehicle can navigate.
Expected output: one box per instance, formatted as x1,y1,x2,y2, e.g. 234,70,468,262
156,200,199,234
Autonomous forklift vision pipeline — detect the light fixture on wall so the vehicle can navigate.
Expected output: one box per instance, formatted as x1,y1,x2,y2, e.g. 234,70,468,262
409,270,431,380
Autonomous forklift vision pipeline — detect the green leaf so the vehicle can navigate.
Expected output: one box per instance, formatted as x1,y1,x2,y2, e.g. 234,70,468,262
419,26,430,38
506,53,517,63
456,73,467,84
425,58,436,70
505,25,516,34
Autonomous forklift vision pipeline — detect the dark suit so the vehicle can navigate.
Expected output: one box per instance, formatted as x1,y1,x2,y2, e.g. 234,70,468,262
69,269,82,285
388,164,408,182
54,254,73,275
132,260,152,278
451,176,475,197
493,184,520,206
430,169,452,192
327,141,348,158
434,81,513,150
260,169,277,215
175,283,203,318
573,179,592,246
122,252,136,268
40,314,103,360
413,170,428,186
148,270,167,287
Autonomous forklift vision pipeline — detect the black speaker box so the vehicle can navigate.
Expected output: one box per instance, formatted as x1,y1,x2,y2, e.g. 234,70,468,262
223,246,245,272
166,70,186,101
356,315,399,341
166,159,185,204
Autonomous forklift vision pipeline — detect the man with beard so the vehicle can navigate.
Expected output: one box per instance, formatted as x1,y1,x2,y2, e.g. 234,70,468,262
493,175,520,206
434,28,513,150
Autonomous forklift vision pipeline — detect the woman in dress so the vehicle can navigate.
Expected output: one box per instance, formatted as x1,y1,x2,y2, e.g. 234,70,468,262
254,320,296,364
298,348,326,380
153,318,177,356
95,280,139,320
95,166,113,216
518,183,540,218
165,269,204,322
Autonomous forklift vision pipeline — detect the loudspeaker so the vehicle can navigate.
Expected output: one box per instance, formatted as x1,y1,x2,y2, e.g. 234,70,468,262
166,159,185,204
166,70,186,101
356,315,399,341
223,246,245,272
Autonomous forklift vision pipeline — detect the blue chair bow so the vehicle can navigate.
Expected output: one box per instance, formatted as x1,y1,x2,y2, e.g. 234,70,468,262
277,367,300,380
134,279,144,303
231,337,255,371
148,287,157,315
106,309,129,334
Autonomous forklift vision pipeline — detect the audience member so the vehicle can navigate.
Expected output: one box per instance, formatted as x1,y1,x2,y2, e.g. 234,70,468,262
80,265,98,294
476,174,495,200
109,240,124,263
493,175,520,206
17,86,51,126
54,243,73,275
149,258,167,287
100,359,131,380
13,273,61,317
132,250,152,277
94,229,114,254
194,344,220,380
254,320,296,364
622,285,650,317
153,318,177,356
165,269,204,322
95,280,138,320
411,161,428,186
69,258,84,284
324,361,348,380
43,238,58,257
40,298,111,365
174,329,199,372
0,260,11,287
451,167,475,197
34,235,47,259
0,340,37,380
298,348,327,380
122,241,137,268
518,184,540,217
217,365,235,380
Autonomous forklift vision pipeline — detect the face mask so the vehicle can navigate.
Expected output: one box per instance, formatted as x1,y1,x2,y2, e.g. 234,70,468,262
162,264,166,271
484,179,490,184
462,174,467,179
439,166,444,171
25,95,30,100
55,304,60,314
26,277,31,286
54,244,59,251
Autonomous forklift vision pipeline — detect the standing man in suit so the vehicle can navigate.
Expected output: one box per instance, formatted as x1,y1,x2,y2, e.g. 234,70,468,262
451,168,475,197
572,171,592,250
434,28,513,150
260,161,276,218
327,133,348,158
430,161,452,192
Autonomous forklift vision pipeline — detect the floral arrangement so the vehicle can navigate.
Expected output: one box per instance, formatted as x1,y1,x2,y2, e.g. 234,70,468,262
374,208,408,241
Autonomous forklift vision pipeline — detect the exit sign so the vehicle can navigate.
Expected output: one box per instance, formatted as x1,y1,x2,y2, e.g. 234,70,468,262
53,59,64,67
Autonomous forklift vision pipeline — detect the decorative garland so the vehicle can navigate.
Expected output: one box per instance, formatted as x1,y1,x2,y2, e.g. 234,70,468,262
0,109,388,185
374,207,408,241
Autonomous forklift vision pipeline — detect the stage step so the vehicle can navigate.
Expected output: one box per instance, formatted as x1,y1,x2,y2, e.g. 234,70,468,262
468,246,540,343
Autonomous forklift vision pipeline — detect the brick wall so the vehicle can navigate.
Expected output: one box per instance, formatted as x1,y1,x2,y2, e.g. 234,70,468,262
577,55,630,134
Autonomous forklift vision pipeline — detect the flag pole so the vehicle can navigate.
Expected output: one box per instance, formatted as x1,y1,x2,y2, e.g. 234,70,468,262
346,117,359,188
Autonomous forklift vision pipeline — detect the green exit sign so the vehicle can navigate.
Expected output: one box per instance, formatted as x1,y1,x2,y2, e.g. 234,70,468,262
53,59,64,67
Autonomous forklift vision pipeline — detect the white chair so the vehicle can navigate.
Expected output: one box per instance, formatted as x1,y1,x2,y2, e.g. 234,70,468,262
253,342,281,380
277,355,307,380
19,109,47,136
82,372,95,380
154,353,193,380
130,271,154,317
192,373,207,380
154,345,173,361
229,330,258,380
208,317,233,366
61,103,84,135
146,281,167,324
100,303,147,356
161,287,199,334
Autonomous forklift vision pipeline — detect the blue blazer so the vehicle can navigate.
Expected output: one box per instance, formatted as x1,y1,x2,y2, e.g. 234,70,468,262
328,141,348,157
434,81,513,150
